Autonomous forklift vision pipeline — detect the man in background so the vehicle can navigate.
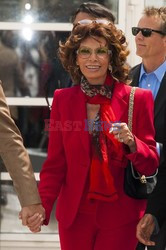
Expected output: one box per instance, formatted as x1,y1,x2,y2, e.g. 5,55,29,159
130,6,166,249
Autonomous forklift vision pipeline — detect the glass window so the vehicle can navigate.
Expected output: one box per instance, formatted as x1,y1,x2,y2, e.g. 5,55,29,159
0,0,119,23
0,1,121,98
0,30,70,98
0,106,50,151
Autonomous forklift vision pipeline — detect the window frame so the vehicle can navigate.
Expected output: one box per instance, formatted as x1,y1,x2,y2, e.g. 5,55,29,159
1,0,126,106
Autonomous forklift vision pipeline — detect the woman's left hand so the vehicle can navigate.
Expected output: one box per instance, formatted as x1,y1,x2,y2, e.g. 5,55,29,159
109,122,136,152
26,213,44,233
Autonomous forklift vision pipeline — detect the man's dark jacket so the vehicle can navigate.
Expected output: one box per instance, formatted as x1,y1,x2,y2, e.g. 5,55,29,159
130,64,166,250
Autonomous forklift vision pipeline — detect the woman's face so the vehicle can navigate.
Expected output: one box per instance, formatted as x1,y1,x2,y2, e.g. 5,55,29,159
76,36,110,85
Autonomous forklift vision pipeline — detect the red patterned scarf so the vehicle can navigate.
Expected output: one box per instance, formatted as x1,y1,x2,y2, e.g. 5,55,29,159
81,75,123,202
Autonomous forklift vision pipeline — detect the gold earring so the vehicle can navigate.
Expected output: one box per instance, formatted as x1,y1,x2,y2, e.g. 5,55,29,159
108,64,112,73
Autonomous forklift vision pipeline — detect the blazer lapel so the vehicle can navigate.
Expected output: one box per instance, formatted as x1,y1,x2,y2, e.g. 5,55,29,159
110,83,129,122
131,64,141,87
70,86,90,158
154,73,166,119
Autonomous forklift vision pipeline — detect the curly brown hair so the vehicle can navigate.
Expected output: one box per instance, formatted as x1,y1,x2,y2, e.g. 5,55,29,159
58,22,130,84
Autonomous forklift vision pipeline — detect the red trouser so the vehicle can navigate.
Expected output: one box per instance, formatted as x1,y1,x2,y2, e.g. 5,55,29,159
58,212,138,250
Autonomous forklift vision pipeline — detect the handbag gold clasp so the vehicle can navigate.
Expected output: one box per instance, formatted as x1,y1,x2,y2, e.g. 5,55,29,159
140,175,147,184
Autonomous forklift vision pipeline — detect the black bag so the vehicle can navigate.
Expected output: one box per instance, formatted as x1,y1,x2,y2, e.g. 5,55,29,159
124,87,158,199
124,161,158,199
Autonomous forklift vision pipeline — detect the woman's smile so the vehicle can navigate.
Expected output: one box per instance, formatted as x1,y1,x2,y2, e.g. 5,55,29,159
86,64,101,71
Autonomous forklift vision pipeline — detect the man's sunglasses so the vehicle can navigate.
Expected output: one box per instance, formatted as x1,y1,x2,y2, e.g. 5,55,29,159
77,19,111,25
132,27,165,37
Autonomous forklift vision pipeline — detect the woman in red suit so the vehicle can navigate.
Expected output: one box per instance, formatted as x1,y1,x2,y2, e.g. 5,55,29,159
28,21,159,250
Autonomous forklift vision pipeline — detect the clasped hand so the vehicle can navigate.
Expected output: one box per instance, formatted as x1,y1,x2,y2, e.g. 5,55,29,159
19,204,45,233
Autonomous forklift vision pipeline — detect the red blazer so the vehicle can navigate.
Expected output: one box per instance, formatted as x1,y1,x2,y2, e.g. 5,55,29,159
39,82,159,229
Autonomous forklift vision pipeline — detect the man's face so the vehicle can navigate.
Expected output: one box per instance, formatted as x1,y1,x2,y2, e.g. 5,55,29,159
135,15,166,60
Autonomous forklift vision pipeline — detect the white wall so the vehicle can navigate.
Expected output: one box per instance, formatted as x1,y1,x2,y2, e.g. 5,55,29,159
124,0,145,67
145,0,166,7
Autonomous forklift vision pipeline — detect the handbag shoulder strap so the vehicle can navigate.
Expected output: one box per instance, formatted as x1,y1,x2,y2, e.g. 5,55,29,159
127,87,158,181
128,87,136,132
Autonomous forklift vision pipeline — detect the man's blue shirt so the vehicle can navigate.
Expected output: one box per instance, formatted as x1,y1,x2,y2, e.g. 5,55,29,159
139,61,166,99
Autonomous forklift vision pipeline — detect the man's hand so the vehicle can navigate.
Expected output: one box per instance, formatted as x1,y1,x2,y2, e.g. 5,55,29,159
136,214,156,246
19,204,45,227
